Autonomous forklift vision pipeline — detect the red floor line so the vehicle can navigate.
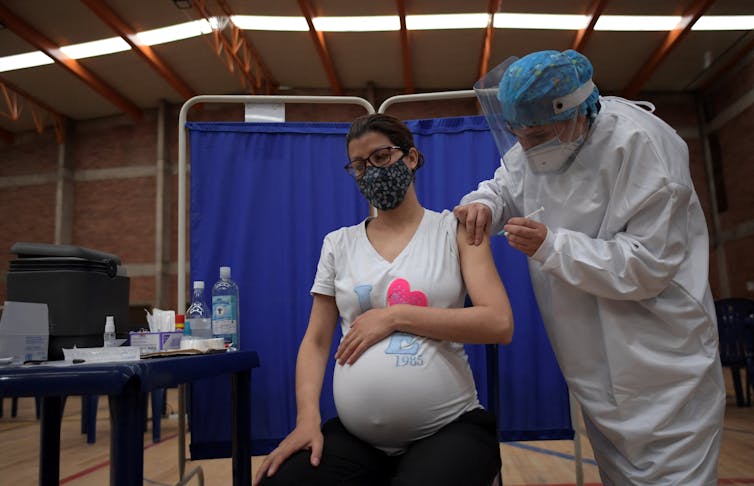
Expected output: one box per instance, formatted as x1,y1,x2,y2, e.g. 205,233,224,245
59,432,179,484
507,483,604,486
507,480,754,486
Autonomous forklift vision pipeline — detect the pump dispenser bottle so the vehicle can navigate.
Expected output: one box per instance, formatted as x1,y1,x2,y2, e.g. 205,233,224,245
103,315,116,347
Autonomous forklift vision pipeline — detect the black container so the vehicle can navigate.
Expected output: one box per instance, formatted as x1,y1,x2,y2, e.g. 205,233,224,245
6,242,136,360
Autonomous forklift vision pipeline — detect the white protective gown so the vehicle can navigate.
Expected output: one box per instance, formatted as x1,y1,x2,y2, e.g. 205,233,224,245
462,96,725,485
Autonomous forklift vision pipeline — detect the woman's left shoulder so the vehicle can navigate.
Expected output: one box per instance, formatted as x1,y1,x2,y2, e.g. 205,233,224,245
424,208,459,233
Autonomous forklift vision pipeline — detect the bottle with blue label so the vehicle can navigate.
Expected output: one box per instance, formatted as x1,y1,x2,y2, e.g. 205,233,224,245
212,266,239,350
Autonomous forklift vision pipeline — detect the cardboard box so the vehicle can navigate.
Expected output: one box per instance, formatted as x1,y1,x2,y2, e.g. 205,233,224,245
128,331,183,355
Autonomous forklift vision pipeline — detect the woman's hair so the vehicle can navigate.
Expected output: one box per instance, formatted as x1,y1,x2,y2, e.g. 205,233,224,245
346,113,425,171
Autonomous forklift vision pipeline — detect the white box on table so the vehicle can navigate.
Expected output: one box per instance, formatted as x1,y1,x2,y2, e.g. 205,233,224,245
128,331,183,355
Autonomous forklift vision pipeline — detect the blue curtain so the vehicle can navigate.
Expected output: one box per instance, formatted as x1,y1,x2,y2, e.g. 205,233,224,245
187,116,571,458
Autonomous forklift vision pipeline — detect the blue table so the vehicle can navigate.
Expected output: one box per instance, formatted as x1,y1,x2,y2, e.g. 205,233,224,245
0,350,260,486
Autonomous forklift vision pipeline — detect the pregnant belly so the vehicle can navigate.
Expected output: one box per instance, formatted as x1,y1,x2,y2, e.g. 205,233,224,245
332,333,478,453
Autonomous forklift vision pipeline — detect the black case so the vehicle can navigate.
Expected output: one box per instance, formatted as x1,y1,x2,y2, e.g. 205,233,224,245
6,242,135,360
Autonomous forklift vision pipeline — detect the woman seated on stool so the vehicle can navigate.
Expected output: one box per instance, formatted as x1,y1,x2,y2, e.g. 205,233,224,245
254,113,514,486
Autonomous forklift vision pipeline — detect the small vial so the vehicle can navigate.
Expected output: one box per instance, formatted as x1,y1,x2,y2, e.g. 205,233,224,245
103,315,116,347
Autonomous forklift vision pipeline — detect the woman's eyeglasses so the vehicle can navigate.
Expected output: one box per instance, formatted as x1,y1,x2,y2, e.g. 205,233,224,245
344,146,405,179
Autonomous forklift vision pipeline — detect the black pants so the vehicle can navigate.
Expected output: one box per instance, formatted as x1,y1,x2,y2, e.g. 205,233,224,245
259,408,501,486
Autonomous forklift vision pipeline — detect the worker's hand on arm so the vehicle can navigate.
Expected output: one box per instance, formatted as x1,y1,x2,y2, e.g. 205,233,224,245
503,217,547,257
335,307,395,365
453,203,491,246
253,419,323,485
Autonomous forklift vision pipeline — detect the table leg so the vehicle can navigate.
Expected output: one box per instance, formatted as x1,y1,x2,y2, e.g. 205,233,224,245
231,370,251,486
109,379,145,486
39,395,65,486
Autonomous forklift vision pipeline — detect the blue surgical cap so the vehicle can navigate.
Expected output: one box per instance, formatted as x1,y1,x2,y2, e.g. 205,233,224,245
498,50,600,128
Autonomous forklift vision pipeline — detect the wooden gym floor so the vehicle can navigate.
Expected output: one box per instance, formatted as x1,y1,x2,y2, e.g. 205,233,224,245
1,371,752,485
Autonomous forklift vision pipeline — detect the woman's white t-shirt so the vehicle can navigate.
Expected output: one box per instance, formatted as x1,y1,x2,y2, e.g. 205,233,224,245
311,209,481,455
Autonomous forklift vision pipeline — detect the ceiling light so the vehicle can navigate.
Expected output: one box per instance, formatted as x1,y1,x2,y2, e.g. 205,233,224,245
173,0,192,9
0,51,53,72
406,13,488,30
692,16,754,31
59,37,130,59
231,15,308,31
595,15,681,31
136,19,213,46
494,13,588,30
313,16,399,32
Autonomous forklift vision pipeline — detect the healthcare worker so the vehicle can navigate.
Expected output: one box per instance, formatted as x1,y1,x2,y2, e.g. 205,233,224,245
455,49,725,485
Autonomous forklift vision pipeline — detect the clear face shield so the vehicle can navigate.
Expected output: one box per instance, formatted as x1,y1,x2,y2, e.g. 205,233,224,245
474,60,594,173
473,57,519,170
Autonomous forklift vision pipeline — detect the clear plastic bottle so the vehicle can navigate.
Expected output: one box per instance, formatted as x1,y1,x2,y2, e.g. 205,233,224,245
186,281,212,339
212,266,239,351
103,315,116,347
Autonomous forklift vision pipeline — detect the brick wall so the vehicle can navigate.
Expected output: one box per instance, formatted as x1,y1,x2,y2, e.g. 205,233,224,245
704,55,754,299
1,77,753,317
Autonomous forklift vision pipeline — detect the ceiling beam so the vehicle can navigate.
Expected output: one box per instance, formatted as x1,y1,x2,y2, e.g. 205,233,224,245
623,0,716,98
572,0,608,52
0,3,143,121
298,0,344,96
0,76,65,118
191,0,260,93
0,77,66,143
396,0,414,94
80,0,197,100
478,0,502,79
215,0,278,93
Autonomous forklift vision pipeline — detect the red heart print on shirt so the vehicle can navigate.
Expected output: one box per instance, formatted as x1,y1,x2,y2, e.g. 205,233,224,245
387,278,428,307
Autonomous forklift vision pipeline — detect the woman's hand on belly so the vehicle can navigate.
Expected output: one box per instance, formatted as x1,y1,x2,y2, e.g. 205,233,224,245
336,307,396,365
253,420,323,485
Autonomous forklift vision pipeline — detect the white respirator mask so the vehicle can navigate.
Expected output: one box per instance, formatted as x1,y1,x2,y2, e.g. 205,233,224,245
524,133,585,173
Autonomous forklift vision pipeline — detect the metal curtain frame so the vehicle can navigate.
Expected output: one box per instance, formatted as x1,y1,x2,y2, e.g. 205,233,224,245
178,95,375,313
176,95,374,484
176,93,584,486
377,90,584,486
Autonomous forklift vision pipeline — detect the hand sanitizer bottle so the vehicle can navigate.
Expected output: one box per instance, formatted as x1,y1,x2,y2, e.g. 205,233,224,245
103,315,116,347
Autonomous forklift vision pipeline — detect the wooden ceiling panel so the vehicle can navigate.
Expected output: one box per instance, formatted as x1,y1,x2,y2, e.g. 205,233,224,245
149,36,246,95
1,0,114,46
106,0,198,32
581,31,668,93
599,0,690,15
0,0,752,135
706,0,754,14
325,32,404,89
225,0,302,16
403,0,488,15
310,0,402,16
487,30,575,69
242,31,331,89
411,30,485,90
75,50,184,107
0,29,33,57
1,63,117,121
500,0,592,14
648,30,749,92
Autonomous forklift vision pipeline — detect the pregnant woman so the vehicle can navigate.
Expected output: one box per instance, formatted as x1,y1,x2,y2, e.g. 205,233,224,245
254,113,514,486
